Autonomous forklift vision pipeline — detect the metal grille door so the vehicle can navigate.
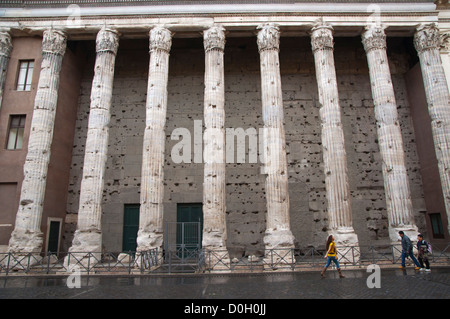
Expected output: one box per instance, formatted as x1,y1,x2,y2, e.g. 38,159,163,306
164,203,203,264
165,222,202,262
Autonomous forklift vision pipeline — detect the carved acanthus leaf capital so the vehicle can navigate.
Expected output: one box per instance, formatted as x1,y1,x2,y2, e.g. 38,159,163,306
96,27,119,55
414,24,440,53
0,32,12,58
204,25,226,52
42,29,67,56
440,32,450,53
149,27,172,53
257,23,280,53
362,25,387,53
310,23,334,52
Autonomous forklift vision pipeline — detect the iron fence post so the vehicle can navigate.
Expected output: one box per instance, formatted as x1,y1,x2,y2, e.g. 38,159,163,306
129,250,132,274
352,247,355,266
46,252,50,274
6,253,11,275
291,248,295,270
87,252,91,275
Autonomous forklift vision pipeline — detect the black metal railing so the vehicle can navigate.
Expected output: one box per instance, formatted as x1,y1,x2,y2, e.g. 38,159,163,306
0,249,160,275
199,243,450,273
0,243,448,275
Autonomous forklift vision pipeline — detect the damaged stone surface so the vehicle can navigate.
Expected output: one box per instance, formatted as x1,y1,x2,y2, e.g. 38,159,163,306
8,29,67,254
257,24,295,253
202,25,228,252
68,27,119,259
137,27,172,255
362,25,419,245
0,31,12,109
311,23,360,257
64,27,427,257
414,24,450,236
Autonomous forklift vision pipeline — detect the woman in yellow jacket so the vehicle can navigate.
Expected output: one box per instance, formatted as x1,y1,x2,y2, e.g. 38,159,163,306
321,235,345,278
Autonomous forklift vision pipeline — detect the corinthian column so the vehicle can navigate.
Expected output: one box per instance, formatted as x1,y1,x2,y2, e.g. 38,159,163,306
137,27,172,256
0,31,12,109
8,29,67,253
414,24,450,235
202,25,227,249
311,24,359,252
362,25,418,244
68,27,119,259
257,24,295,262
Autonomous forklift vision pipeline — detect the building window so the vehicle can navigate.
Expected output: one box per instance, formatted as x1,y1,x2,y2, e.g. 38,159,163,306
16,60,34,91
429,213,445,239
6,115,26,150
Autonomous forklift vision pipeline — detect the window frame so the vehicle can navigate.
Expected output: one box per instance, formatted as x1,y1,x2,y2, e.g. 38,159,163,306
429,213,445,239
16,60,34,92
6,114,26,150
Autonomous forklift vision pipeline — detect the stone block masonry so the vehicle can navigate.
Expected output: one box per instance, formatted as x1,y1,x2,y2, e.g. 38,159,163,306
64,34,426,256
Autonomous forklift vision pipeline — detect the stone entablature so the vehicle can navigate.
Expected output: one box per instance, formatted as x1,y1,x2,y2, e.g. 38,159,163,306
0,1,439,41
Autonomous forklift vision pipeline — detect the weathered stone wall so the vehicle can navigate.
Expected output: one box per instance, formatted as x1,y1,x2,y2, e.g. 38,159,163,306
65,36,426,255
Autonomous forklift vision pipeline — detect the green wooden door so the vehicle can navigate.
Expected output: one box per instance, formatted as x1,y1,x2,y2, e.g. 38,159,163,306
123,204,140,252
47,220,60,254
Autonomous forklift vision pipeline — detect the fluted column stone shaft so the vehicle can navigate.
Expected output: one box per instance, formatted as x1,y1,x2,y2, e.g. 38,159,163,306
202,25,227,251
257,24,295,253
414,24,450,235
69,27,119,254
9,29,66,253
0,31,12,109
362,26,418,243
137,27,172,254
311,24,359,248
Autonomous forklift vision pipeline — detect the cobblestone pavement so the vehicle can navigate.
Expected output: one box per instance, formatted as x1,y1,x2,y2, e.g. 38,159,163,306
0,266,448,300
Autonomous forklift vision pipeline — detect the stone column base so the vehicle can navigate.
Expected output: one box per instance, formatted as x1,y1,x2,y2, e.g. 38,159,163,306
331,228,360,264
263,228,295,250
8,228,43,254
5,229,43,269
136,230,163,256
263,229,295,270
389,225,419,258
65,229,102,270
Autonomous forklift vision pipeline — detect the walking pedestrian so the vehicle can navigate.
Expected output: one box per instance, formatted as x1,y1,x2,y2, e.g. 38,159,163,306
398,231,421,270
417,234,431,272
321,235,345,278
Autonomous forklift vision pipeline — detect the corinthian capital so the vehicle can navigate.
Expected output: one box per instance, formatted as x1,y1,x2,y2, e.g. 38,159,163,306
42,29,67,56
414,24,441,53
441,32,450,54
310,23,334,52
257,23,280,53
149,27,172,53
96,27,119,55
204,25,226,52
0,32,12,58
361,25,387,52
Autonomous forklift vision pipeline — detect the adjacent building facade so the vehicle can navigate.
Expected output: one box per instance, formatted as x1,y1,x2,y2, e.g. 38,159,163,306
0,0,449,260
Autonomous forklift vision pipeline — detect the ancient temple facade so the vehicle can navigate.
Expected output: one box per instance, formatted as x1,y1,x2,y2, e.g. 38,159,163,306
0,0,449,260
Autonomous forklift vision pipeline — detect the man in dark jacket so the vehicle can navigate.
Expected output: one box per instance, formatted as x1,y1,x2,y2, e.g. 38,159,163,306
399,231,421,270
